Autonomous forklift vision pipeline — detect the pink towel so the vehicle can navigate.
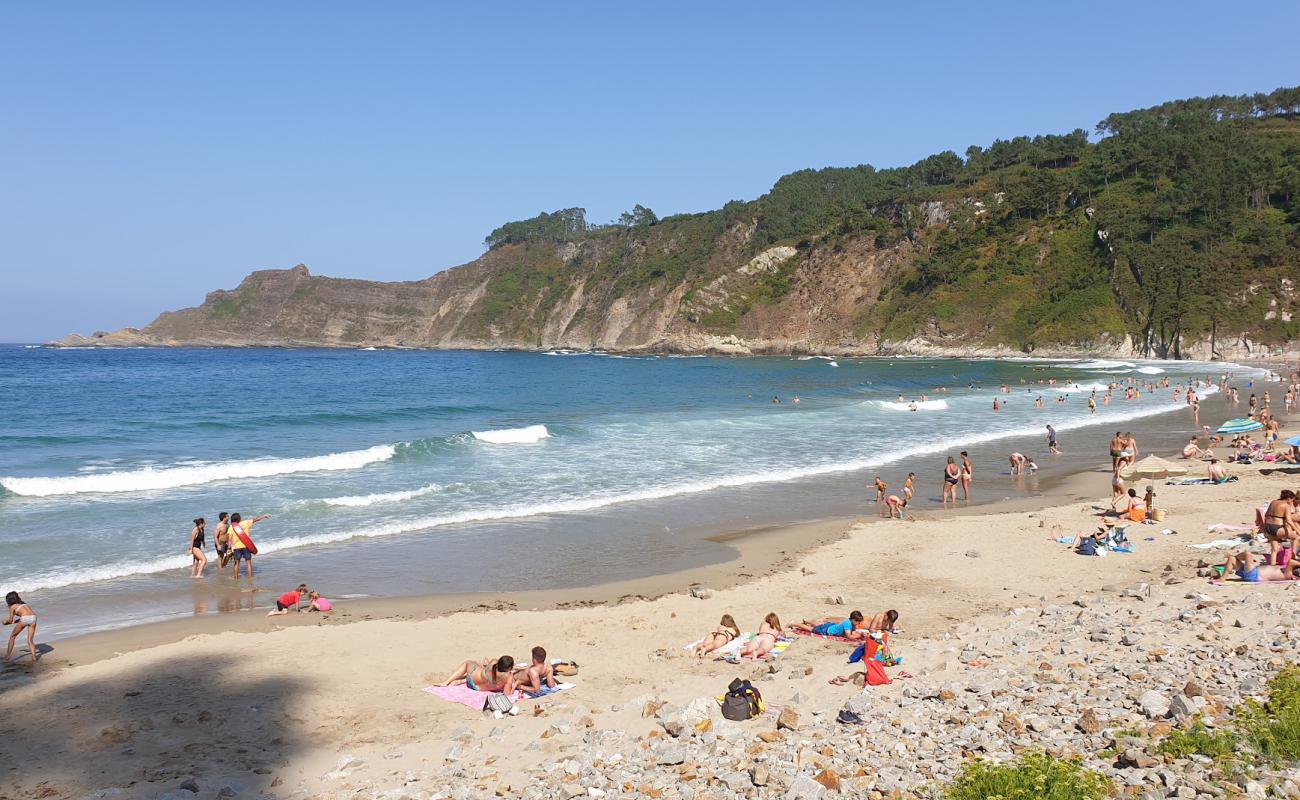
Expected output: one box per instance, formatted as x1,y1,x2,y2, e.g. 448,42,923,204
423,684,522,709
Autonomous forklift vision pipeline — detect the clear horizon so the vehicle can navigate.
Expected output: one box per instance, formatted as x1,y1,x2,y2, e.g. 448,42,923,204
3,1,1297,341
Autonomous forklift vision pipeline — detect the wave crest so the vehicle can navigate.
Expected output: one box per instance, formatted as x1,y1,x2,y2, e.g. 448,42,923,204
0,445,396,498
471,424,550,444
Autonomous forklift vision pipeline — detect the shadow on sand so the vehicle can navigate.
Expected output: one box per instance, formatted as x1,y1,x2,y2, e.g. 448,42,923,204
0,653,305,799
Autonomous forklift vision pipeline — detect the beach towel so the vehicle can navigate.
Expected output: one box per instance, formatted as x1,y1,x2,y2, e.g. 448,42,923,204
1167,476,1239,486
713,634,794,662
1208,523,1254,534
423,682,574,709
1189,537,1253,550
684,635,749,655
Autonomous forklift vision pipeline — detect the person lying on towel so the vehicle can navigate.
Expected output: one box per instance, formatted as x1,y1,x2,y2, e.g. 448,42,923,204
1211,549,1297,585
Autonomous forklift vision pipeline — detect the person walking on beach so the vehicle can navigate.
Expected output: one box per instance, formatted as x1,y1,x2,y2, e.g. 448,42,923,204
959,451,973,501
213,512,231,569
1124,432,1139,467
3,592,39,663
1046,425,1060,455
902,472,915,503
1109,432,1126,471
188,517,208,578
872,476,887,503
942,456,961,504
228,512,270,579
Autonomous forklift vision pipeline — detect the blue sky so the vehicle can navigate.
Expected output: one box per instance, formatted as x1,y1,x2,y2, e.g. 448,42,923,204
2,2,1297,341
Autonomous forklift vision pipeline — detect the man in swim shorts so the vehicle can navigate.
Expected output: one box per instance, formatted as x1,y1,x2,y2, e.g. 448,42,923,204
1212,549,1295,584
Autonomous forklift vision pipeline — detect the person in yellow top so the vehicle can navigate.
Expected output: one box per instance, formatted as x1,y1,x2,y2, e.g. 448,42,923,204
227,512,270,578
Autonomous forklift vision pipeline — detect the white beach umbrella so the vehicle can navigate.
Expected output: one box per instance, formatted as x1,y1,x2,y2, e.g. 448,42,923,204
1121,455,1188,480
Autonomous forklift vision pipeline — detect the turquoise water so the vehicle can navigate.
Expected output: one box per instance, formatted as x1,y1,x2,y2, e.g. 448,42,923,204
0,346,1257,636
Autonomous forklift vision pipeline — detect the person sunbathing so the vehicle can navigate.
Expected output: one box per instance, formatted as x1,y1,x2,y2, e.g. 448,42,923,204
436,655,516,693
738,613,783,659
791,610,866,639
1211,550,1297,584
1182,437,1206,459
863,609,899,633
1208,459,1228,484
692,613,741,658
512,646,557,695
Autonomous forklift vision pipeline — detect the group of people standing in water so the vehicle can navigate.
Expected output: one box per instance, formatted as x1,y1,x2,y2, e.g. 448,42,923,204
188,512,270,578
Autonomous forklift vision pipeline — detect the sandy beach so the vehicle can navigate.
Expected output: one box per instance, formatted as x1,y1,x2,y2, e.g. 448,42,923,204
3,429,1295,799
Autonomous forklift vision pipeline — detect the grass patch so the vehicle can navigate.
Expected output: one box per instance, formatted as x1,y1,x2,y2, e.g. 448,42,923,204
944,751,1110,800
1158,722,1238,763
1149,665,1300,776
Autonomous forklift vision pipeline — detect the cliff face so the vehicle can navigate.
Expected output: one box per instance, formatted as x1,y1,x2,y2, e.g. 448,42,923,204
57,218,1293,360
59,89,1300,359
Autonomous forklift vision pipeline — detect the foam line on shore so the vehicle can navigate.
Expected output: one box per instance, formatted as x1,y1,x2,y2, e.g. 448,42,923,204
2,385,1218,593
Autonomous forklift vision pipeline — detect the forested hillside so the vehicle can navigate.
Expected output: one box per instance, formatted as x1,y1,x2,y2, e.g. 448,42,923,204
67,88,1300,357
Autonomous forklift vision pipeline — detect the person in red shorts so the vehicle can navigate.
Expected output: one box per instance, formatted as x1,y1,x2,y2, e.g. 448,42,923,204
266,584,308,616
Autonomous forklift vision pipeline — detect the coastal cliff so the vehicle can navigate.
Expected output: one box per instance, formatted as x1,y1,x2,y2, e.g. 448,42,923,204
61,88,1300,359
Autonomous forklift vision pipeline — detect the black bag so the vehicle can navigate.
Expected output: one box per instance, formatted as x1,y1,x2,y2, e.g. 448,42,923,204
720,678,764,721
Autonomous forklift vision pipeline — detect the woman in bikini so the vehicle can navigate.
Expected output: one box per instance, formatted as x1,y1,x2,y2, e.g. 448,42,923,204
942,456,960,505
3,592,39,663
739,612,783,659
1263,491,1299,564
436,655,516,693
693,613,741,658
959,451,973,500
188,517,208,578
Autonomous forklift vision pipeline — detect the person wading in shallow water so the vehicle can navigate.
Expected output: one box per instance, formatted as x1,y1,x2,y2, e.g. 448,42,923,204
228,512,270,579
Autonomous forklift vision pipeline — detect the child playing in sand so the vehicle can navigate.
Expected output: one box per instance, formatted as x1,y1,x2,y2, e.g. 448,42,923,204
307,591,331,612
872,476,886,503
738,613,782,659
693,613,741,658
266,584,308,616
791,610,866,639
513,646,557,695
3,592,39,663
884,494,906,519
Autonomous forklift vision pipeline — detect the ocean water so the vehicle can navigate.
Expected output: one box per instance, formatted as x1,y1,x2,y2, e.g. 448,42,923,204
0,347,1261,637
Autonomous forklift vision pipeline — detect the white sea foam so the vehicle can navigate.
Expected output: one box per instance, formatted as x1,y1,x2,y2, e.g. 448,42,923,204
1136,366,1166,375
471,424,551,444
0,445,396,498
1047,382,1113,393
877,399,950,411
1066,359,1136,370
8,389,1216,593
315,483,443,507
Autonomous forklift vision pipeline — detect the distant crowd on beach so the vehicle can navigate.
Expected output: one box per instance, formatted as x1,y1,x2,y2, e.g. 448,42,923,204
867,370,1298,520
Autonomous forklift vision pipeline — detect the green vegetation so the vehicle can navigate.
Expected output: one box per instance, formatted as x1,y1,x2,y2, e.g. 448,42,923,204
1154,665,1300,776
471,87,1300,351
943,751,1110,800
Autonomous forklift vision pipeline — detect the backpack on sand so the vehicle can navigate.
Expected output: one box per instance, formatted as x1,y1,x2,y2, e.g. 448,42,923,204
484,692,515,715
719,678,764,721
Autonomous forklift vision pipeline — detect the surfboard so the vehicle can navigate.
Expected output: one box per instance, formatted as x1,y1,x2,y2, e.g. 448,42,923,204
236,527,258,555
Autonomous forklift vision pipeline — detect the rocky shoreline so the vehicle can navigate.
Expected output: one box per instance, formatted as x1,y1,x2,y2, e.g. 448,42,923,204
282,574,1295,800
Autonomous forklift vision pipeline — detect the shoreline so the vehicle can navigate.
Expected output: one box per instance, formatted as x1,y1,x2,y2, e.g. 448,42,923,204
3,452,1292,798
42,464,1107,668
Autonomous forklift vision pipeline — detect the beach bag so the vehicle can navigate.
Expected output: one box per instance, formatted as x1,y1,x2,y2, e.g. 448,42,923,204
863,660,891,686
552,660,579,677
484,692,514,715
1077,536,1098,556
719,678,763,721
